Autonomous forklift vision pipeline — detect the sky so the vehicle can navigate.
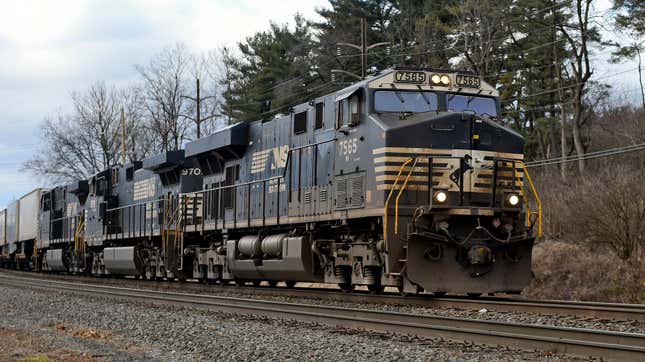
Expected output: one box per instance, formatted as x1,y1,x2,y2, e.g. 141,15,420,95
0,0,641,209
0,0,329,208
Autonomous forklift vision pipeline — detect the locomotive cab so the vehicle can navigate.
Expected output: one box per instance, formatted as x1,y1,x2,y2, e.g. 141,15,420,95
360,68,541,295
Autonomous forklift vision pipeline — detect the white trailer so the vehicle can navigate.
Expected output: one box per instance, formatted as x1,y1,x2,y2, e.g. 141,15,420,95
18,189,43,242
0,209,6,248
6,201,19,254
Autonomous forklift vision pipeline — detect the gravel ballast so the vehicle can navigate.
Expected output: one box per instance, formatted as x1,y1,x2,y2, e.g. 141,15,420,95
0,283,591,361
8,271,642,335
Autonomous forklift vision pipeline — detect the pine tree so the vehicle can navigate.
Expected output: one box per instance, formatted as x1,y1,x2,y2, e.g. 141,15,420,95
222,15,320,123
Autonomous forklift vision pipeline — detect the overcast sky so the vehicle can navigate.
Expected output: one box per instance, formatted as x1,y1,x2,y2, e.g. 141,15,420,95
0,0,640,209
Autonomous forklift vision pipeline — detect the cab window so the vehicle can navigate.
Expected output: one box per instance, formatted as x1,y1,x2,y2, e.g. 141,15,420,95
447,94,497,117
374,91,438,113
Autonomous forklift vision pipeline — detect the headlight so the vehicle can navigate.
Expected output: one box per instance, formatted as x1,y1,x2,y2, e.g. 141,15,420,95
440,75,451,85
434,191,447,203
431,74,441,84
507,194,520,206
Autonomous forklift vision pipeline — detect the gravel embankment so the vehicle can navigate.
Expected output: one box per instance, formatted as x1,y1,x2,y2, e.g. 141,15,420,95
12,272,642,335
0,283,591,361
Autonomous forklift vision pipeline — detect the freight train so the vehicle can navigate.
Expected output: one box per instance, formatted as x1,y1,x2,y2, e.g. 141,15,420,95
0,67,542,295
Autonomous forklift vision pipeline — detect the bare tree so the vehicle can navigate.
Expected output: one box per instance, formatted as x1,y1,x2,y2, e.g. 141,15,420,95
449,0,511,84
23,82,126,182
136,43,190,151
557,0,600,174
120,85,155,162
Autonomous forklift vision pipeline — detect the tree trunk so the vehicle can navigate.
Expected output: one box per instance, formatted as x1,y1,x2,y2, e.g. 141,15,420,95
560,106,567,179
571,88,586,174
637,47,645,109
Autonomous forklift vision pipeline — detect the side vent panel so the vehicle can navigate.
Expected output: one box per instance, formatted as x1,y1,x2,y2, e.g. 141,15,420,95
334,172,365,210
334,178,347,210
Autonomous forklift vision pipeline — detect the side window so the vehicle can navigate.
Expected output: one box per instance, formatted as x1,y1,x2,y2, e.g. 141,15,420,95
336,100,350,128
294,111,307,134
315,102,324,129
223,165,239,209
96,178,106,196
349,94,360,125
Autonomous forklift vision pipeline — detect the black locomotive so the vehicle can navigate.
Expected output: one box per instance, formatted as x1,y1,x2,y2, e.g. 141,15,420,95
0,67,542,295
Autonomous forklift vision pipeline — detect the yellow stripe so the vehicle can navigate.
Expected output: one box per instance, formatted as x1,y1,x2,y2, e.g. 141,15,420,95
376,184,431,191
372,147,524,161
373,147,449,155
375,165,431,173
374,156,430,164
376,175,431,182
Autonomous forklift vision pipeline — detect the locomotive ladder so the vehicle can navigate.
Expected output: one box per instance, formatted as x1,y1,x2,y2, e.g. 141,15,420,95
74,215,86,255
382,157,417,276
162,195,185,274
73,214,86,270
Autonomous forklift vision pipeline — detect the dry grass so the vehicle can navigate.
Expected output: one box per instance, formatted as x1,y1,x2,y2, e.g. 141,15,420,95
54,324,113,341
0,327,95,362
524,108,645,303
523,240,645,303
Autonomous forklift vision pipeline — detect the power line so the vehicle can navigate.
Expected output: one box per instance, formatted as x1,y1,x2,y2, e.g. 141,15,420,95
525,143,645,168
501,87,644,116
336,1,580,61
501,66,644,104
220,5,619,124
237,82,337,123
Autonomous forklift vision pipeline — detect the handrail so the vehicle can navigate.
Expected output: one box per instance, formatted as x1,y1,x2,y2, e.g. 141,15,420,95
73,215,85,254
394,158,418,235
519,162,543,237
383,157,414,253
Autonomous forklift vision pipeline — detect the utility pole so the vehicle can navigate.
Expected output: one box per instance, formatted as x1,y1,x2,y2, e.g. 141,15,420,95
196,78,201,138
333,18,390,81
120,107,126,165
181,78,217,139
552,1,567,181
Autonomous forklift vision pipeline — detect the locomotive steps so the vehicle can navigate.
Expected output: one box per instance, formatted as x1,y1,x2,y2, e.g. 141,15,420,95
0,271,643,361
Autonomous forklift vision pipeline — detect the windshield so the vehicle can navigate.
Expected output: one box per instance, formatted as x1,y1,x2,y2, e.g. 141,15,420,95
374,91,438,113
447,94,497,116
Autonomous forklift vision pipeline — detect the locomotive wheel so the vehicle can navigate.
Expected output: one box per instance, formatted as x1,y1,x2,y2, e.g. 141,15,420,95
234,279,245,286
285,281,296,289
368,284,384,295
268,281,278,288
339,283,353,293
433,292,446,297
467,293,482,298
398,285,423,296
252,280,261,287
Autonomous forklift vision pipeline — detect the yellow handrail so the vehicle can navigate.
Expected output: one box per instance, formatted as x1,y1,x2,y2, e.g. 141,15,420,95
74,216,85,254
394,158,418,235
383,157,414,252
518,162,542,238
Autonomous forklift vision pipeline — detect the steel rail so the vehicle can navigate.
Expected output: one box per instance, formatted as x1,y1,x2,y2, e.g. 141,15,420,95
0,273,644,361
0,269,643,322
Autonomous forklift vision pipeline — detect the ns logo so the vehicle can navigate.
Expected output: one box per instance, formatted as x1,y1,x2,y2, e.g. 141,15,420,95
251,145,289,174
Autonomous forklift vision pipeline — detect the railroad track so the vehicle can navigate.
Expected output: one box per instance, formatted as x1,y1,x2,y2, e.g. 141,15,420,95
1,268,643,322
0,272,644,361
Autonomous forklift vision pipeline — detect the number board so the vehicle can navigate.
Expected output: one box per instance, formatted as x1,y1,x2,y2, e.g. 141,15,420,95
455,74,481,88
394,71,427,84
